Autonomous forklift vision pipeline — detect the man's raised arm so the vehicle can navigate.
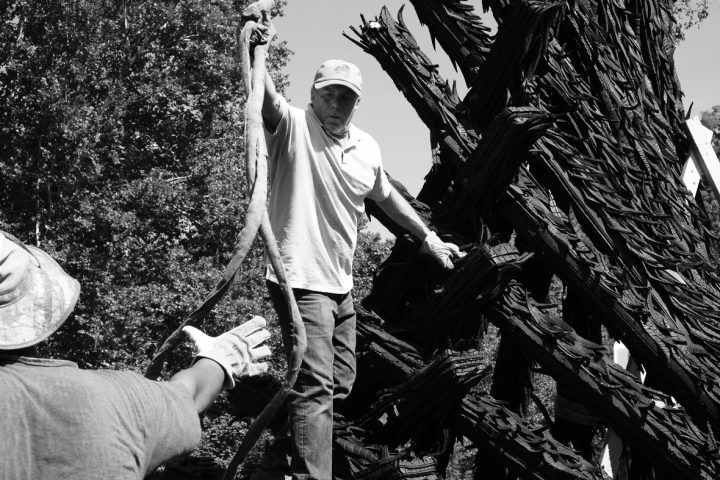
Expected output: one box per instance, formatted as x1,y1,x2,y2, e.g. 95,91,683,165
240,2,283,133
262,68,283,133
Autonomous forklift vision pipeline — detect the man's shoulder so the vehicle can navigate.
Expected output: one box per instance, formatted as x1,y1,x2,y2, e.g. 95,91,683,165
350,123,376,142
285,100,307,118
281,100,313,128
351,125,382,156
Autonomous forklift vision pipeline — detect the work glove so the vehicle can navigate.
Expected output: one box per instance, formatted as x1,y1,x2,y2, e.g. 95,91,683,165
241,1,276,45
183,316,272,390
420,231,466,270
241,0,273,23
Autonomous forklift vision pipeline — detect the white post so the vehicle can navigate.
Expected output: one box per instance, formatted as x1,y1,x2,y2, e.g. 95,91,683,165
684,116,720,200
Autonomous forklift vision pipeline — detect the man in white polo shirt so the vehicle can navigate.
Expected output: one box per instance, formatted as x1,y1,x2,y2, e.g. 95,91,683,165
256,58,463,479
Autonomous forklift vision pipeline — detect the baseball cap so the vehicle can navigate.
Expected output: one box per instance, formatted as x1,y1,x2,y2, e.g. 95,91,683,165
313,59,362,96
0,232,80,350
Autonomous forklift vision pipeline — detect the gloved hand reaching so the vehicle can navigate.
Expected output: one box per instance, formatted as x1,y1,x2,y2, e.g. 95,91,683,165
183,316,272,390
420,231,466,270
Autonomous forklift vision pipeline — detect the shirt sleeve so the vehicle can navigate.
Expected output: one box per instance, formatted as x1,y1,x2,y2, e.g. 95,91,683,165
264,97,291,161
367,149,394,202
95,371,202,475
142,381,202,472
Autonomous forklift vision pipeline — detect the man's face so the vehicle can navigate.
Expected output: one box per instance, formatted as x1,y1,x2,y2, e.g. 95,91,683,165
311,85,360,135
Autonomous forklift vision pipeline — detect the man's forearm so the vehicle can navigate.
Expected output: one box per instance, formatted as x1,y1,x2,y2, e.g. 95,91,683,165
170,359,224,413
375,188,431,240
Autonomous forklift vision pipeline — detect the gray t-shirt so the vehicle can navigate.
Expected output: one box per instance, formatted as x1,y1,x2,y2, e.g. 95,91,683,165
0,355,201,480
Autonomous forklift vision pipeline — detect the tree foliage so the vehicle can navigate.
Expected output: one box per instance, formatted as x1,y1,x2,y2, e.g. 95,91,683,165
701,105,720,154
674,0,711,35
1,0,289,365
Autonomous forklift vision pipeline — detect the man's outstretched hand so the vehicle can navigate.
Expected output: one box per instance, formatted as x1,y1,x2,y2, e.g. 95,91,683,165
183,316,272,390
420,231,466,270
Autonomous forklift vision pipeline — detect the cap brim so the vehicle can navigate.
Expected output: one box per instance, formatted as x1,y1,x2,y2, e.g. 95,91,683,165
313,79,361,96
0,247,80,350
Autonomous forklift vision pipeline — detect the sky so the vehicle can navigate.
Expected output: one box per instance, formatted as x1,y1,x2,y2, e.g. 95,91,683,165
273,0,720,236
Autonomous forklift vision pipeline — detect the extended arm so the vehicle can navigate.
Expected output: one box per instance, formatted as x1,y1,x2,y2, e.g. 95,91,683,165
170,317,272,413
375,188,431,241
376,188,465,269
240,8,282,132
169,359,224,413
262,65,284,133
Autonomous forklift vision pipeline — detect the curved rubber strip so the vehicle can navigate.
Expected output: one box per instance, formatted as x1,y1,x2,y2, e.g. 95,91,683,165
222,16,306,480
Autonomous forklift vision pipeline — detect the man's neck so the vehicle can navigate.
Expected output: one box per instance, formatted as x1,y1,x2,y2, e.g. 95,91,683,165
323,126,350,147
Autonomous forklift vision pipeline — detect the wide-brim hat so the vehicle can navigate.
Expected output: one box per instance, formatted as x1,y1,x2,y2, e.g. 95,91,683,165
313,59,362,96
0,232,80,350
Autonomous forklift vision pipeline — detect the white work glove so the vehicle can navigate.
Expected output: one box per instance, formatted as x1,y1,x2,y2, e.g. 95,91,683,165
420,231,466,270
183,316,272,390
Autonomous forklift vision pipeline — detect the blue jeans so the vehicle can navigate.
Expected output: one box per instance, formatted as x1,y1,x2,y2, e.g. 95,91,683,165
266,281,357,480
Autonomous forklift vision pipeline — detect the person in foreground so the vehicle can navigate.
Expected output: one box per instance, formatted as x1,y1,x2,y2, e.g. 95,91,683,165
251,22,465,478
0,230,272,480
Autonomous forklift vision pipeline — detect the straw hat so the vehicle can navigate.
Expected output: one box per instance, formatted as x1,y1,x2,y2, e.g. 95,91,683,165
0,232,80,350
